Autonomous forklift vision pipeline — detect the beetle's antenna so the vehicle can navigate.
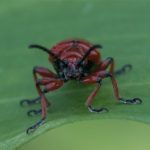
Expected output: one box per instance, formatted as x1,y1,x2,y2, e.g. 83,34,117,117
77,44,102,66
29,44,57,58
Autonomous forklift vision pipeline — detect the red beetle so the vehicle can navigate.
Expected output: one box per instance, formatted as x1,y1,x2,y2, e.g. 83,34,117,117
20,39,142,134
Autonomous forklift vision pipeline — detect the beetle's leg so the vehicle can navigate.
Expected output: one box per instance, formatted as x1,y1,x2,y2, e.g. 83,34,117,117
27,100,50,117
20,97,41,107
114,64,132,76
100,57,132,76
27,109,42,116
100,57,142,104
81,75,109,113
20,66,53,107
20,77,58,107
26,66,64,134
87,84,109,113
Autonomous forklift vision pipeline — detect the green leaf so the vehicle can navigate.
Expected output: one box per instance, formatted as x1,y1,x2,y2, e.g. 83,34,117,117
18,120,150,150
0,0,150,149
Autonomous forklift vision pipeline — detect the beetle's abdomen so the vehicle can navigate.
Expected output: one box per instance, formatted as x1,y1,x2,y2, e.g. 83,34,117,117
51,39,101,64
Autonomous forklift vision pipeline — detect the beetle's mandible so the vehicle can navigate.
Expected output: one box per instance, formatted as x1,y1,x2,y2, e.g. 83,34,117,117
20,39,142,134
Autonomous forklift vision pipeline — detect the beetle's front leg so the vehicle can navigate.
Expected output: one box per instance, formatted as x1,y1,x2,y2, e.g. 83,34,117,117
87,83,109,113
81,75,109,113
101,57,142,104
24,66,64,134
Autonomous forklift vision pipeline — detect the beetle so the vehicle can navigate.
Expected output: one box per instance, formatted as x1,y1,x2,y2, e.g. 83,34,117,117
20,39,142,134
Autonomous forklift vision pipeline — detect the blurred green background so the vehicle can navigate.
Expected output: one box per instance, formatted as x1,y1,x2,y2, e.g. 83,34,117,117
0,0,150,149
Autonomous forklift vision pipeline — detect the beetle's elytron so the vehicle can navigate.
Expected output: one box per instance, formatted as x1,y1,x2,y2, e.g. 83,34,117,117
20,39,142,134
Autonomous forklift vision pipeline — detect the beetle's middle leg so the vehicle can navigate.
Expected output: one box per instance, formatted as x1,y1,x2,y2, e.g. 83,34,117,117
20,96,41,107
81,74,109,113
100,57,142,104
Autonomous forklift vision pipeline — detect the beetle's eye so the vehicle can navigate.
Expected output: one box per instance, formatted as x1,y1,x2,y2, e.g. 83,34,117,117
79,67,83,72
60,61,68,68
63,60,68,65
78,61,84,67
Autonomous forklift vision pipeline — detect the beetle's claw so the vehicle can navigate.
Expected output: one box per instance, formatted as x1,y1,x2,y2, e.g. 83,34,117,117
20,99,30,106
119,98,142,105
115,64,132,76
20,97,40,107
122,64,132,72
88,106,109,113
26,126,36,134
27,109,42,116
26,118,46,134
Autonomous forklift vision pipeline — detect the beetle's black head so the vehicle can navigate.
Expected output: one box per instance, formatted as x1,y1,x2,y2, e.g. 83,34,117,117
60,60,84,81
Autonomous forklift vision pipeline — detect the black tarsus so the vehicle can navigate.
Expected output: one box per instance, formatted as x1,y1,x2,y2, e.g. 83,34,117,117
27,109,42,116
119,98,142,104
78,44,102,66
26,118,46,134
115,64,132,76
88,106,109,113
20,97,41,106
